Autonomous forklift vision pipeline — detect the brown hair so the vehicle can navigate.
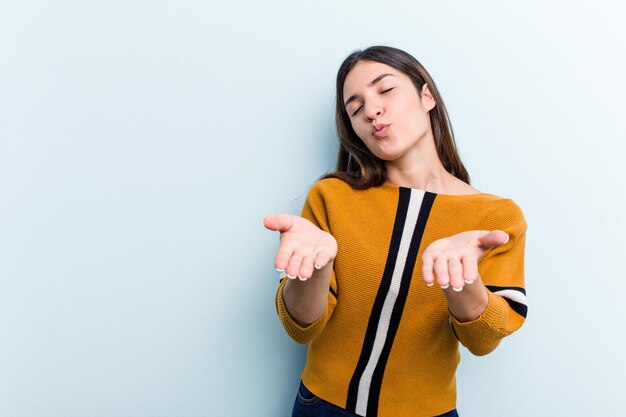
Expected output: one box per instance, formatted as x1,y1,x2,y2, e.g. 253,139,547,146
323,45,470,189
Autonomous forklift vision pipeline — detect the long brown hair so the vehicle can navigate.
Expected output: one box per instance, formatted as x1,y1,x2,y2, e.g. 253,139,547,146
323,46,470,189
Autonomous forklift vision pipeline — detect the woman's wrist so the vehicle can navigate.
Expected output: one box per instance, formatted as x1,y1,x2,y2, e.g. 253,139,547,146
443,279,489,322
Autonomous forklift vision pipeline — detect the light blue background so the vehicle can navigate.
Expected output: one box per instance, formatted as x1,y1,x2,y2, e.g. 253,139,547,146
1,1,625,416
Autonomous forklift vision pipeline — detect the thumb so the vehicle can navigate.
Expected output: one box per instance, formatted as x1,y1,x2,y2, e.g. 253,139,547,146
478,230,509,250
263,214,295,232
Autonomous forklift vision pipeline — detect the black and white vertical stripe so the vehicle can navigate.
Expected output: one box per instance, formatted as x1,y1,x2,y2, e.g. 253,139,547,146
346,188,435,417
486,286,528,318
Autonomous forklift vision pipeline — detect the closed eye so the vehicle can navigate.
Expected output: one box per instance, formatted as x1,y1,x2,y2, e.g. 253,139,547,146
349,87,393,116
351,105,363,117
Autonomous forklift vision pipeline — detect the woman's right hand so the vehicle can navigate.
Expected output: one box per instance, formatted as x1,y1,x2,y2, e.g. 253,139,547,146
263,214,338,280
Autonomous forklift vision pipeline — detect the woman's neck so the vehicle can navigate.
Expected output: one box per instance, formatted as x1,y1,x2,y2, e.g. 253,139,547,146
386,162,450,192
385,147,478,195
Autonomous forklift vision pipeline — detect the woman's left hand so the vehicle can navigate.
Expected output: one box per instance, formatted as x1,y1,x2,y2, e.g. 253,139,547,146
421,230,509,291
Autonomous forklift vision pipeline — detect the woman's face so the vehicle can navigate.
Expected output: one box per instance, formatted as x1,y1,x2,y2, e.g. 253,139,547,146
342,61,436,163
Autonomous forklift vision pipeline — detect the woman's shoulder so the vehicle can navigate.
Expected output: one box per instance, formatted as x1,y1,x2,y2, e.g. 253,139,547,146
305,177,396,209
307,177,363,197
303,178,350,207
466,192,526,230
432,178,526,228
311,176,352,190
440,177,522,213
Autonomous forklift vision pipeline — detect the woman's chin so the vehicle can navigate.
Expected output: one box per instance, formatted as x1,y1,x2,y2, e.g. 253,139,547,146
372,149,404,162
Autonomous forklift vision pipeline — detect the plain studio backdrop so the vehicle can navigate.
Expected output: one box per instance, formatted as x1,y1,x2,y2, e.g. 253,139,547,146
1,1,624,416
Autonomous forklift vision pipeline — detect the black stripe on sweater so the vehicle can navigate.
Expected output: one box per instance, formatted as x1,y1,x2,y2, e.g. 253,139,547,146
365,191,436,417
503,299,528,318
345,187,411,413
330,286,338,299
486,285,526,295
486,285,528,318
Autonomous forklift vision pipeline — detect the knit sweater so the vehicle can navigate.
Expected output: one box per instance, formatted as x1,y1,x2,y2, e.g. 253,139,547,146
276,178,527,417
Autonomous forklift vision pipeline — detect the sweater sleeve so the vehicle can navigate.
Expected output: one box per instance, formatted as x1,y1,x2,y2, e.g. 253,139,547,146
450,198,528,356
274,182,338,344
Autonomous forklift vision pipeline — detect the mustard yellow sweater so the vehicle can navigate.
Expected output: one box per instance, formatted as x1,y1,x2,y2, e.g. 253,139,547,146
276,178,527,417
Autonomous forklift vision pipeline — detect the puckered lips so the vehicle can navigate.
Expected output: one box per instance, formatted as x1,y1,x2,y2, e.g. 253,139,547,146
372,123,390,138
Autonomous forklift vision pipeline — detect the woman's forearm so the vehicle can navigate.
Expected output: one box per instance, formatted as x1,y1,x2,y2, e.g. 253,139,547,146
282,262,334,326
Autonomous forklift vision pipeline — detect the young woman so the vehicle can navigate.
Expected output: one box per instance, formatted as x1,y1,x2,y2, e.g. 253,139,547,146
264,46,527,417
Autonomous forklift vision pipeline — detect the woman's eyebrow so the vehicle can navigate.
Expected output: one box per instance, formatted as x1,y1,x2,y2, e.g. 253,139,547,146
344,73,396,106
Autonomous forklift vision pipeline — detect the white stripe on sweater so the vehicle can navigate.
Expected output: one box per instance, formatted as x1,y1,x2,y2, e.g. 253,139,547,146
355,189,424,416
492,288,527,305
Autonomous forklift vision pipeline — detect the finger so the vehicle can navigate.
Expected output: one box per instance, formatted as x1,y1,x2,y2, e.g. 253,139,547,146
263,214,295,232
286,250,305,280
299,252,317,280
448,257,464,291
461,254,479,284
421,252,435,286
478,230,509,250
274,244,295,272
433,256,450,288
314,252,332,270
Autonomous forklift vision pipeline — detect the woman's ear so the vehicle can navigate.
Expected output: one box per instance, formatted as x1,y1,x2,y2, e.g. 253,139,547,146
421,83,436,111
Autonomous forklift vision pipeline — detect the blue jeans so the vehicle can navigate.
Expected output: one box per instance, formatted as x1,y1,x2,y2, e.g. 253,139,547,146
292,381,459,417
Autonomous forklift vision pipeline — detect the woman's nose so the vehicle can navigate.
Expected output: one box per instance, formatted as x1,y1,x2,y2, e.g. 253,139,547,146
365,103,383,121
